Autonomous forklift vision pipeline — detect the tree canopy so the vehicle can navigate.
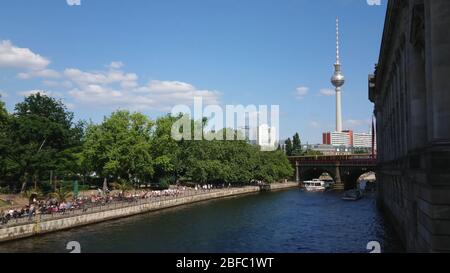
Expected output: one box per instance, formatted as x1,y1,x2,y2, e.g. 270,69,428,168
81,110,155,187
0,94,294,193
1,94,82,192
284,132,323,157
292,133,303,156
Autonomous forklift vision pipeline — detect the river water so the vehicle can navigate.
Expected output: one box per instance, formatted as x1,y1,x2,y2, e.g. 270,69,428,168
0,189,404,253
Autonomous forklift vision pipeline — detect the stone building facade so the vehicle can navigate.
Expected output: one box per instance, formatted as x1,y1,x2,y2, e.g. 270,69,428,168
369,0,450,252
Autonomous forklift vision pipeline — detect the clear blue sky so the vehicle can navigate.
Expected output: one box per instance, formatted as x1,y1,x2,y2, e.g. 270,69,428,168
0,0,386,143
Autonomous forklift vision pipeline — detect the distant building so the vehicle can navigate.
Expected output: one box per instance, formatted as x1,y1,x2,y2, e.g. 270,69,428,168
322,130,353,147
354,132,376,149
322,130,375,149
306,144,352,156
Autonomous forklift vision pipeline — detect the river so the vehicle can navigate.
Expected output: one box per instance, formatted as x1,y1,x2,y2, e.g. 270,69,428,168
0,189,404,253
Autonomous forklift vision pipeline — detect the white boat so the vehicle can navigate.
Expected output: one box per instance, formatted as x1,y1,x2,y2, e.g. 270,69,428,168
322,179,334,189
302,179,327,192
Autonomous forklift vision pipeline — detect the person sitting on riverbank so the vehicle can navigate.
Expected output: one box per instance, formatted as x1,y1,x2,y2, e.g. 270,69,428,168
0,185,213,225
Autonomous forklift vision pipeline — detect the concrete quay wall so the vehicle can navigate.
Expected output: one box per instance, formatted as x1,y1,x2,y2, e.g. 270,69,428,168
0,183,298,243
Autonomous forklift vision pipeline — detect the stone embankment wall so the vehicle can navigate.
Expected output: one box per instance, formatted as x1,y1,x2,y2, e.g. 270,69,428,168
0,183,298,243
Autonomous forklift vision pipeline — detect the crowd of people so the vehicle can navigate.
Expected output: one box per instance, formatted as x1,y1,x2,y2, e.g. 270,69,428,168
0,184,222,226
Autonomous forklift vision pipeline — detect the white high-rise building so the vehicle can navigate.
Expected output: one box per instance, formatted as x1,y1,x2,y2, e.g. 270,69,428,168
354,132,376,149
330,131,352,146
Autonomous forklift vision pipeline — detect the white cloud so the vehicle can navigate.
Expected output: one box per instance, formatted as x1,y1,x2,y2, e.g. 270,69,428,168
146,80,195,92
64,68,138,88
147,80,221,105
19,89,62,98
319,88,335,96
66,66,221,110
0,40,50,70
69,85,154,110
108,61,123,70
17,69,61,79
295,86,309,100
0,40,222,111
0,40,59,82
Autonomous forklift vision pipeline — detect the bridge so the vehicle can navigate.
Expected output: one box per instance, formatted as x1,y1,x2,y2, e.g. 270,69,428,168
288,154,376,190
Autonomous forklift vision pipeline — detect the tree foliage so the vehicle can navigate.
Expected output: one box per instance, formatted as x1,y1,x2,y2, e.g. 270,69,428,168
81,110,154,187
0,94,294,193
284,138,293,156
292,133,303,156
0,97,8,178
284,132,323,157
2,93,82,192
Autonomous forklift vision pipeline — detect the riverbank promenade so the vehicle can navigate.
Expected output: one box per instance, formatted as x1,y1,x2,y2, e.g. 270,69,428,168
0,182,298,243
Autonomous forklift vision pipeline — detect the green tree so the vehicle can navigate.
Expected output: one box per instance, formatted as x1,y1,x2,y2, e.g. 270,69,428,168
353,148,368,154
81,110,154,189
292,133,302,156
151,115,183,183
253,150,294,183
0,96,7,126
4,93,81,192
302,149,324,156
180,125,293,185
284,138,293,156
0,97,8,183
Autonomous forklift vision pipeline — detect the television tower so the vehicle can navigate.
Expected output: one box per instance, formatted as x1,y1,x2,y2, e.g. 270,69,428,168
331,17,345,132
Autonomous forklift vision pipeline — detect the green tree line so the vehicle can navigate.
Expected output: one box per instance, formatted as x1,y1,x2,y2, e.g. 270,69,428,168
282,133,323,156
0,94,294,194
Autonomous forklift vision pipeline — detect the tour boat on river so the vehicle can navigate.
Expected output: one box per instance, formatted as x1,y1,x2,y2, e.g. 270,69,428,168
302,179,327,192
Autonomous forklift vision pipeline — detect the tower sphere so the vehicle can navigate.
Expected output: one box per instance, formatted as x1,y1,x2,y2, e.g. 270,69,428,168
331,67,345,87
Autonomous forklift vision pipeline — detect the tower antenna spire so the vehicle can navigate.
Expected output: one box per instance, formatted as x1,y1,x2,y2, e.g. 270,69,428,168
336,17,340,64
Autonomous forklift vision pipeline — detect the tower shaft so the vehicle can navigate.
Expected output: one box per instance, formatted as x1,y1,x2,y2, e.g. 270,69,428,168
336,87,343,132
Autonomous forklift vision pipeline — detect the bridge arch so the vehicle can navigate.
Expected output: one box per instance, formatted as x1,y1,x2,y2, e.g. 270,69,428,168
340,167,376,190
298,167,336,182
